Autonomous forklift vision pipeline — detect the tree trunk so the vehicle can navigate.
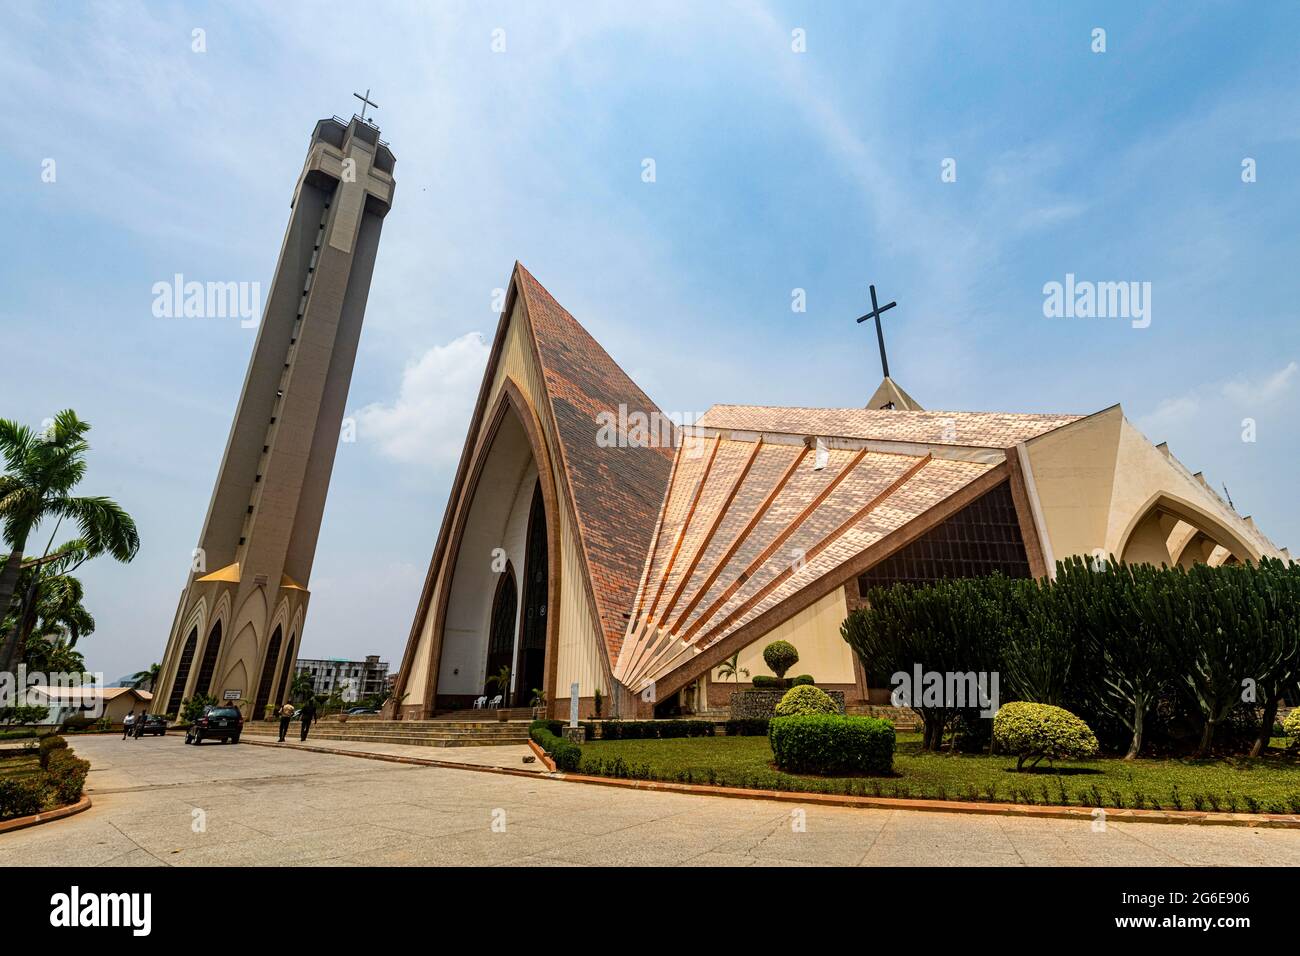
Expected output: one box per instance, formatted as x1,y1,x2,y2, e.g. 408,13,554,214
0,549,25,673
1124,705,1144,760
1249,697,1279,758
1193,718,1215,758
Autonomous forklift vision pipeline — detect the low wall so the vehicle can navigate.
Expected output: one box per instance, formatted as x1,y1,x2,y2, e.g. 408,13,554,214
730,689,846,720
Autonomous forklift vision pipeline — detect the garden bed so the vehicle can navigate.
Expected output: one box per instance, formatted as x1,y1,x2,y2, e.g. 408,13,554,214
0,738,92,822
577,733,1300,814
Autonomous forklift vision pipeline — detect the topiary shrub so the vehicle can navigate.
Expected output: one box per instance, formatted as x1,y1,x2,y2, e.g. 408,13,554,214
993,701,1099,771
762,641,800,680
769,714,894,775
1283,709,1300,740
791,674,815,686
751,675,782,689
774,685,839,717
38,735,68,769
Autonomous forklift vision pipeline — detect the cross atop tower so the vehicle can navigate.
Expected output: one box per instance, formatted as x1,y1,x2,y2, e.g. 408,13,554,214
353,88,380,121
855,283,898,379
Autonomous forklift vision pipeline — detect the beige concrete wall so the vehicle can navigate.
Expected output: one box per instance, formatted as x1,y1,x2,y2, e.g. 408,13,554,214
709,587,855,684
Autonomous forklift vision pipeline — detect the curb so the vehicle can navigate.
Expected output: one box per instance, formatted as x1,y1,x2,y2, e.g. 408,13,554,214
240,737,1300,829
0,795,92,835
240,737,545,779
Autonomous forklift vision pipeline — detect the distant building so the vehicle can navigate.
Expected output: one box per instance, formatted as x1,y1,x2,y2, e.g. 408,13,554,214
28,686,154,725
295,655,388,702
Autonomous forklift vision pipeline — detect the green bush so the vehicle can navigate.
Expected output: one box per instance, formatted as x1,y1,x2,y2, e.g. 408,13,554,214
774,685,839,717
180,694,218,724
724,718,770,736
591,720,712,740
750,675,782,689
762,641,799,680
529,720,581,772
791,674,816,686
769,714,895,775
993,701,1099,771
1283,709,1300,739
44,749,90,804
38,735,68,769
0,777,46,820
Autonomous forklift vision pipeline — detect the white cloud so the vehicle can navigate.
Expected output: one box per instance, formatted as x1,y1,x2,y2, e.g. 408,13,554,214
1222,361,1298,406
354,332,490,469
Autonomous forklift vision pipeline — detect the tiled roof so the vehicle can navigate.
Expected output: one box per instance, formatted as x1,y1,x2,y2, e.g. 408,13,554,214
515,266,676,661
614,432,995,692
699,405,1080,448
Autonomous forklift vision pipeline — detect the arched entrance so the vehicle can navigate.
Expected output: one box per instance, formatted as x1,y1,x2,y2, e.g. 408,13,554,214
253,625,283,716
275,631,297,707
194,621,223,698
516,483,548,708
485,563,517,702
166,626,198,716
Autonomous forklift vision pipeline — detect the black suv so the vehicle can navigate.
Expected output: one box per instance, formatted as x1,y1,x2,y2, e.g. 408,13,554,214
185,706,243,745
138,714,167,736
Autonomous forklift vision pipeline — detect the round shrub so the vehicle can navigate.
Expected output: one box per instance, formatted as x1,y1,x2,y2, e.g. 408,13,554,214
762,640,799,679
769,714,894,775
38,735,68,769
1283,709,1300,739
774,685,839,717
993,701,1099,771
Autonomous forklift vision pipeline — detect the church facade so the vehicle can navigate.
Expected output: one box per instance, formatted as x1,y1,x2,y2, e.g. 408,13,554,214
389,263,1289,720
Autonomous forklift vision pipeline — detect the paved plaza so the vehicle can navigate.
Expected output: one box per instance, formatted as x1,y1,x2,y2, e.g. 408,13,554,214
4,735,1300,867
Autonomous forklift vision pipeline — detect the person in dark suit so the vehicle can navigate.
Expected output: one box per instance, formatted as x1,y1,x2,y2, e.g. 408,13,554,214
299,699,317,741
277,702,294,742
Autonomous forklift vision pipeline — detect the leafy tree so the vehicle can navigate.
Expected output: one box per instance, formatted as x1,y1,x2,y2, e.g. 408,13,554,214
0,411,138,673
288,673,315,704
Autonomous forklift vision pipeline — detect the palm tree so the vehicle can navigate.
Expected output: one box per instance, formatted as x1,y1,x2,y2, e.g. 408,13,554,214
0,410,139,672
485,664,512,706
131,663,161,692
716,652,749,685
2,561,96,669
288,673,315,704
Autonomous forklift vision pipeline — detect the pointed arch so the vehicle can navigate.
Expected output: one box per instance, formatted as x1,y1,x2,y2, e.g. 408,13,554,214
484,561,518,698
165,626,199,716
418,377,562,717
194,620,224,698
1116,491,1258,567
253,625,284,716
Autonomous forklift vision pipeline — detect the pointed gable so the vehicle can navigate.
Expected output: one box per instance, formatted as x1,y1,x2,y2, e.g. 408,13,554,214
514,265,676,659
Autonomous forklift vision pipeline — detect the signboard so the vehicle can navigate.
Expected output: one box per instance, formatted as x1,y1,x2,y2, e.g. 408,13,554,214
222,690,242,701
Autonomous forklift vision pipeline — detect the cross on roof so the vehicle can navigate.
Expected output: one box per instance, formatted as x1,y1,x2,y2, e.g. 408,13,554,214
353,88,380,121
855,284,898,380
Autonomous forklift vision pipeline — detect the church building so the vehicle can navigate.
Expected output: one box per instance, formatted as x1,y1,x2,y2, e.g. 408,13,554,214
389,263,1289,720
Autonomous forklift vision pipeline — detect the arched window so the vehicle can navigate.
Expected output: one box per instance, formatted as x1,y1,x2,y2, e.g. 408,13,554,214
194,621,223,698
253,625,283,716
485,562,517,700
166,626,198,716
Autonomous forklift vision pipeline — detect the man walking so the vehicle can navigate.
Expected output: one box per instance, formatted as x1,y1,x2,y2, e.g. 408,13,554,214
277,702,294,742
134,712,147,739
122,709,135,740
299,698,317,741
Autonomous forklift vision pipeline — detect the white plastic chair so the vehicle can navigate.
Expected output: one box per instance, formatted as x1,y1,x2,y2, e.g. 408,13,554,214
488,694,503,709
473,695,487,709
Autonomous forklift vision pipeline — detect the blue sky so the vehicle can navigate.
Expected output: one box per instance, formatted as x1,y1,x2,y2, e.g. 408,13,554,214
4,1,1297,681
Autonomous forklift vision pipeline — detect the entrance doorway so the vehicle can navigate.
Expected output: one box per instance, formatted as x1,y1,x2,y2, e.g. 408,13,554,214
515,483,548,708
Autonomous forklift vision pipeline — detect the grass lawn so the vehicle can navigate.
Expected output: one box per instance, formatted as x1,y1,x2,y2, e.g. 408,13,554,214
578,733,1300,814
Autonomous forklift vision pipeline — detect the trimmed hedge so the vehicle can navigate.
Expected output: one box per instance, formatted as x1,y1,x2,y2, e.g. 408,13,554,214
751,675,783,689
774,685,839,717
724,718,770,736
791,675,816,686
0,778,45,819
769,715,895,775
45,749,90,804
529,720,580,771
38,735,68,769
590,720,714,740
993,701,1100,771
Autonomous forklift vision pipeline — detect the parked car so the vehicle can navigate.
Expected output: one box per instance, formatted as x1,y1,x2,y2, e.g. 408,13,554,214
138,714,167,736
346,707,379,715
185,706,243,745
